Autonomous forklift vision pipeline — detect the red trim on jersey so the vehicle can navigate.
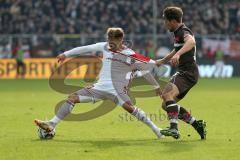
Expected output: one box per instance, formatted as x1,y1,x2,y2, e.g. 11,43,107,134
109,49,152,63
130,52,151,63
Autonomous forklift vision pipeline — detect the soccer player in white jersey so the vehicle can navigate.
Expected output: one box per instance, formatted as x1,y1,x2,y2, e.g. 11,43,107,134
34,27,164,139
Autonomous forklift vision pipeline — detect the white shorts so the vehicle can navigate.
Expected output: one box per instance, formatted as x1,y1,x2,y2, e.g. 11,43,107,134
74,85,132,106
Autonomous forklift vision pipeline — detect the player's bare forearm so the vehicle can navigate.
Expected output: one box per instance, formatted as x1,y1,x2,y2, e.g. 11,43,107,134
164,49,177,62
175,35,196,56
170,35,196,66
156,49,176,66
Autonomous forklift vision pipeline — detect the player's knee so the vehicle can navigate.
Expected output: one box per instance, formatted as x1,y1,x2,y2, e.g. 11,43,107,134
67,94,79,104
162,92,172,101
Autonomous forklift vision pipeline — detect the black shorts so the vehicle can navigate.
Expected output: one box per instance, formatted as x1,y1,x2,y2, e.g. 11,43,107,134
170,64,199,99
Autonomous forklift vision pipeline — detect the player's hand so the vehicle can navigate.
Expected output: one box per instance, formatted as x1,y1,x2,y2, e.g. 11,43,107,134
57,54,66,63
155,87,162,97
170,54,180,66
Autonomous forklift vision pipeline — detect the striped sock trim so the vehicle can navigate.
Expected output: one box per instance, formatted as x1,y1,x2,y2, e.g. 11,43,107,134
132,107,139,115
170,119,178,124
66,100,75,106
189,117,196,124
166,103,177,108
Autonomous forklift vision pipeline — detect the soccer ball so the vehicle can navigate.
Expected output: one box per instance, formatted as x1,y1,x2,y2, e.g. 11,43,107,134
38,128,56,139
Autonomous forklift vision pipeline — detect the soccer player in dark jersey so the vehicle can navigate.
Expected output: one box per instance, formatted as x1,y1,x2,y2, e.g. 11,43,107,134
156,7,206,139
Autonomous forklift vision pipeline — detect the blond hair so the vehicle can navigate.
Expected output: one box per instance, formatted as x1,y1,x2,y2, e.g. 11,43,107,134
107,27,124,40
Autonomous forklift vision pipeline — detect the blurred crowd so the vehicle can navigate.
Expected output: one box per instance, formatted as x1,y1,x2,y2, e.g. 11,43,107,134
0,0,240,35
0,0,240,60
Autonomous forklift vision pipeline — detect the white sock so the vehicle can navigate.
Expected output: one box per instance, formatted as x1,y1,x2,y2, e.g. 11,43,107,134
189,117,196,124
50,116,61,125
49,100,74,126
132,108,162,137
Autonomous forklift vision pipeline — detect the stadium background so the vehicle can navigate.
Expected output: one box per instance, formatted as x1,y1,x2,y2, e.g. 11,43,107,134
0,0,240,78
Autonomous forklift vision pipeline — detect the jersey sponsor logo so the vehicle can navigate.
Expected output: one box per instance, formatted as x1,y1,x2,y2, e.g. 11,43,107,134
174,43,184,47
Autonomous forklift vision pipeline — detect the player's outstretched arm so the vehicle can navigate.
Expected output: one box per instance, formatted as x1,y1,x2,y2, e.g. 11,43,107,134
156,49,176,66
131,52,162,96
57,42,105,63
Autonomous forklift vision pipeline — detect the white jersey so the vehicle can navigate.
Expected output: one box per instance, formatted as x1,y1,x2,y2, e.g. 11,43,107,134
63,42,159,95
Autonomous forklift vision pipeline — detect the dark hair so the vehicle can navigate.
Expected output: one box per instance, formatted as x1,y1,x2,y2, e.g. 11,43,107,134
107,27,124,40
163,7,183,23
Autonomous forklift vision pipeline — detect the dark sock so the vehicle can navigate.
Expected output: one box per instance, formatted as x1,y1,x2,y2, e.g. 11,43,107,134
178,106,197,126
191,120,199,130
179,106,192,122
165,101,179,130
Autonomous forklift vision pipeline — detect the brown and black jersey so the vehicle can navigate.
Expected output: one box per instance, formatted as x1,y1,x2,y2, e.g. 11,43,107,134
169,24,199,99
173,23,196,70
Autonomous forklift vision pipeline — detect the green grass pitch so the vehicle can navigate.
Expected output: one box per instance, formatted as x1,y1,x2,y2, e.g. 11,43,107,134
0,78,240,160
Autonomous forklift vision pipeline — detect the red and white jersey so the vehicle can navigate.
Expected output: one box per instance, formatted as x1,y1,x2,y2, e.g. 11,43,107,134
63,42,158,94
